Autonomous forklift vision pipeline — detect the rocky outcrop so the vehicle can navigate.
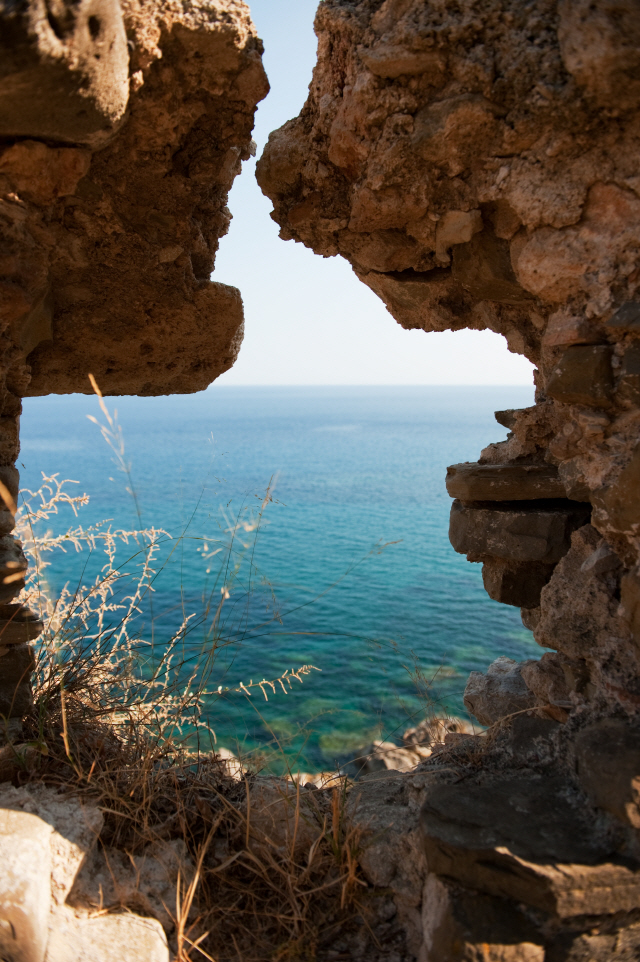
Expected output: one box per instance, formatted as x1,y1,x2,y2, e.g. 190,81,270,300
257,0,640,956
0,0,267,720
0,784,171,962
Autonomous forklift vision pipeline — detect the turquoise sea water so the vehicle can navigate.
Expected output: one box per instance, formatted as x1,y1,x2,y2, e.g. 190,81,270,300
20,385,540,771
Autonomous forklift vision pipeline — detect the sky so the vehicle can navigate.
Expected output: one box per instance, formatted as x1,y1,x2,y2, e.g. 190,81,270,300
214,0,535,386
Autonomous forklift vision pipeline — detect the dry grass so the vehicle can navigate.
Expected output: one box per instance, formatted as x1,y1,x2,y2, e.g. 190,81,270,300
4,387,378,962
15,678,371,962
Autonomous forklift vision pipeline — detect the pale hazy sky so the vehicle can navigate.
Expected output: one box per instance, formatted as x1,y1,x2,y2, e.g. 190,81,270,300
215,0,535,386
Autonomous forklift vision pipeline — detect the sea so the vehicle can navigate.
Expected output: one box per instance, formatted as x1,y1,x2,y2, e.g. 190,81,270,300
20,385,541,772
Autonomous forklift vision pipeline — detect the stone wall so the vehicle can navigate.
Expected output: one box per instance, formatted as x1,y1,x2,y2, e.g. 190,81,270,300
257,1,640,956
0,0,267,718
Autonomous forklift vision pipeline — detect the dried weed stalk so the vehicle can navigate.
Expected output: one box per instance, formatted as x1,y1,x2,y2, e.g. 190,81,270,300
6,389,373,962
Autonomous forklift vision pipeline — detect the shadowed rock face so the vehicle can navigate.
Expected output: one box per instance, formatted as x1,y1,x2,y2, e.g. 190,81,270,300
2,0,269,408
0,0,267,715
258,1,640,956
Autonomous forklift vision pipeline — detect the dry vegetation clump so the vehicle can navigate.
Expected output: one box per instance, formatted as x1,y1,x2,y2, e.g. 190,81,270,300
0,389,385,961
14,677,371,962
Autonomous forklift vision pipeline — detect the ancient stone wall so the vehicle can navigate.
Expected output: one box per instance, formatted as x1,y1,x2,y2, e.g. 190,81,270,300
257,1,640,956
0,0,267,719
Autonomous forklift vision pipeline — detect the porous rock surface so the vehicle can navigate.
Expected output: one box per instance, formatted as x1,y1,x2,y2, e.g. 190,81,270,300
258,0,640,957
0,0,267,718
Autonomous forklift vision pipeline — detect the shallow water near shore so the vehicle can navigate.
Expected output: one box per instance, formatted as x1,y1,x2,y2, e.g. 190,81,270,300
21,384,539,771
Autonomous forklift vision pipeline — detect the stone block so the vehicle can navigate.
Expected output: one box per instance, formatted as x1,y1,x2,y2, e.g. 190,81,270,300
607,301,640,331
0,539,28,605
463,657,536,726
520,653,574,722
356,740,425,775
449,499,591,564
0,0,129,148
0,605,44,645
421,874,544,962
621,570,640,647
574,718,640,827
545,345,613,408
0,805,52,962
0,644,35,717
618,342,640,406
446,461,565,501
521,606,541,631
451,229,532,304
494,409,519,429
507,713,560,758
45,910,170,962
482,557,556,608
420,772,640,917
70,837,193,936
592,443,640,542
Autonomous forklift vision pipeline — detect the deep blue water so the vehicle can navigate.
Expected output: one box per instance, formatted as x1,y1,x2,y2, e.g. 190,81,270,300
20,385,540,771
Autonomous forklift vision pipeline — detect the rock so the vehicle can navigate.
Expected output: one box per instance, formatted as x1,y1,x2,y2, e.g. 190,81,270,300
357,740,426,775
1,0,268,407
446,462,565,501
574,718,640,827
494,409,519,430
506,713,560,759
463,657,536,727
558,0,640,111
0,605,44,644
451,229,532,304
592,443,640,549
420,772,640,917
618,342,640,406
0,0,129,148
420,874,544,962
45,910,170,962
243,779,321,858
0,644,36,717
449,499,591,564
403,715,475,749
0,785,104,907
621,570,640,648
521,607,541,632
0,805,52,962
534,526,626,664
213,746,245,780
71,838,193,936
607,301,640,332
0,539,27,604
545,345,614,409
482,557,556,608
520,653,574,722
347,773,427,956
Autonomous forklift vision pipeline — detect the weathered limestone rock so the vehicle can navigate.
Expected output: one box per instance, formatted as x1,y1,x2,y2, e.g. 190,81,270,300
574,718,640,828
70,838,193,936
421,874,544,962
482,557,556,608
0,806,52,962
258,0,640,952
0,642,35,717
446,461,566,501
449,499,591,564
420,772,639,917
45,911,170,962
0,0,267,718
0,0,129,149
464,657,536,727
546,345,614,409
357,739,427,774
347,773,428,957
0,785,175,962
